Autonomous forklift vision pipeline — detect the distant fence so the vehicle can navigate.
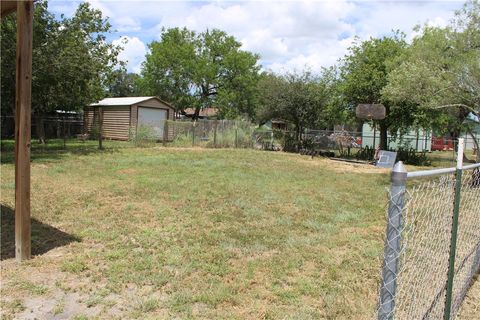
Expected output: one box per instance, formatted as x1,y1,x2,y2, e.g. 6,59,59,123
377,150,480,319
2,115,477,159
164,119,256,148
1,115,83,139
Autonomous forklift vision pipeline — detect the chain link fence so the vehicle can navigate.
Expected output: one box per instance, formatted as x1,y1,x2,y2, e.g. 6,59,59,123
164,119,256,148
1,115,84,140
378,158,480,319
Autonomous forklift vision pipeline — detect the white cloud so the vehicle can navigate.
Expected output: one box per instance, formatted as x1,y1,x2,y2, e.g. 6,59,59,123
112,36,147,73
49,0,464,74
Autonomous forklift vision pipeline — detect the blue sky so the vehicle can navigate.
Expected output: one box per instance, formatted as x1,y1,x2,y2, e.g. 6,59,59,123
48,0,465,74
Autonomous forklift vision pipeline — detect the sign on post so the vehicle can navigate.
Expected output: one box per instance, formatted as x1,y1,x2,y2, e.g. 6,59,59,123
356,104,386,120
376,150,397,168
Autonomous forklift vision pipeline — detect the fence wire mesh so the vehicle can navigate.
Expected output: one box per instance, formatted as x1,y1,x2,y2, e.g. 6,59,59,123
451,169,480,317
165,119,256,148
378,166,480,320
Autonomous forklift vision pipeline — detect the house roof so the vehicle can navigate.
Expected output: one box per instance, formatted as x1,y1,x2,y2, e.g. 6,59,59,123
183,107,218,117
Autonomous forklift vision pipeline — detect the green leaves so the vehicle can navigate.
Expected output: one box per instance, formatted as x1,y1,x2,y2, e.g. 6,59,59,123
138,27,260,119
0,0,122,115
256,69,338,132
382,0,480,135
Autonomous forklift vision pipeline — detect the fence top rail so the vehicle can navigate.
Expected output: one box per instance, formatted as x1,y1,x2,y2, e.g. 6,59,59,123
406,162,480,179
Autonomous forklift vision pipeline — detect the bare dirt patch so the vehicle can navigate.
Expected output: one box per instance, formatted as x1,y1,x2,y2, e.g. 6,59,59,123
292,155,390,174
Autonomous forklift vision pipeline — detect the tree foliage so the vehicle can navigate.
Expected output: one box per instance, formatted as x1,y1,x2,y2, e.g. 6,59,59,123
339,33,408,149
138,27,260,120
0,0,122,140
256,69,338,137
107,68,140,97
382,0,480,139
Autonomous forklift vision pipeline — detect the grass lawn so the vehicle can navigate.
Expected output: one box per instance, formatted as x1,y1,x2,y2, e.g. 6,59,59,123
0,140,475,319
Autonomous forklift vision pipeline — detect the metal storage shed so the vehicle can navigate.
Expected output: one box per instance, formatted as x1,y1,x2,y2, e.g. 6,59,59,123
84,96,175,141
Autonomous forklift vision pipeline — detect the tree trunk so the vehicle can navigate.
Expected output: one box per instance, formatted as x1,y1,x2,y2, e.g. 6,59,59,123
296,125,301,150
34,113,46,144
193,106,201,121
379,121,388,150
450,130,460,152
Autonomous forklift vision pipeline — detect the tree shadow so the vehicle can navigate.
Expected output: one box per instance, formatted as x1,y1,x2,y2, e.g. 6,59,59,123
0,139,125,164
1,204,80,260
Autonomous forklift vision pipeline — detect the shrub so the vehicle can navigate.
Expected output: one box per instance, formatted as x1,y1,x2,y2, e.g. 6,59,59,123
356,145,375,161
89,124,101,140
129,125,157,147
396,147,431,166
355,145,431,166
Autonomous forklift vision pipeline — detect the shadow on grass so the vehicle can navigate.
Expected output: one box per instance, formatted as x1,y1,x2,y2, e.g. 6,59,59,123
1,204,80,260
0,139,126,164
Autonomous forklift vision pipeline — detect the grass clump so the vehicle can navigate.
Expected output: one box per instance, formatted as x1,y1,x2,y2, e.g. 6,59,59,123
60,259,88,274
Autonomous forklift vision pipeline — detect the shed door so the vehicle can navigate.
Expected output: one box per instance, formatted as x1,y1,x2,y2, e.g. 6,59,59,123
137,107,167,140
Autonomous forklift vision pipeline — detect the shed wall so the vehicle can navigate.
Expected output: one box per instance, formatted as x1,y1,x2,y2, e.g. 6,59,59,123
85,98,175,141
102,106,131,140
85,106,131,140
84,107,97,132
133,99,175,141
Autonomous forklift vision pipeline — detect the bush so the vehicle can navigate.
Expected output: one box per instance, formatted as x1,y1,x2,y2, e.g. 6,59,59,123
355,145,431,166
129,125,157,147
356,145,375,161
396,147,431,166
89,124,101,140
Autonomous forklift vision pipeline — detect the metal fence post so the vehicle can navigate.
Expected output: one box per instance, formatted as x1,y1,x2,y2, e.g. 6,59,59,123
444,138,465,320
378,161,408,320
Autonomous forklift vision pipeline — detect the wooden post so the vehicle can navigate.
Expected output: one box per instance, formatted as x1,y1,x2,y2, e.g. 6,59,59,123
98,107,103,150
63,114,66,149
15,0,34,261
213,119,218,148
162,119,168,147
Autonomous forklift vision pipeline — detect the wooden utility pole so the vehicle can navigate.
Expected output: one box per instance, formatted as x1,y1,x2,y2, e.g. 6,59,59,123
14,0,34,261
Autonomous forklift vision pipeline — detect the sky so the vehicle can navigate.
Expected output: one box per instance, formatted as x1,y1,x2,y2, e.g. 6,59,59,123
48,0,465,74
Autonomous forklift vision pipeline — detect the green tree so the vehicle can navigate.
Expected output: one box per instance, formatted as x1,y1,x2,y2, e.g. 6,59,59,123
107,68,140,97
138,27,261,120
383,0,480,157
256,70,333,142
0,0,123,143
339,34,408,149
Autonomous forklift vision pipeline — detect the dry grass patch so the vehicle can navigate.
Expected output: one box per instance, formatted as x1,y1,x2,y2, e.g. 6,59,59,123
1,140,390,319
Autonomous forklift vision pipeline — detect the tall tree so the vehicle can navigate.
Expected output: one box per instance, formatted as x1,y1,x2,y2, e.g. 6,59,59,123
107,68,140,97
339,34,408,149
0,0,123,142
382,0,480,157
256,70,333,141
138,27,261,120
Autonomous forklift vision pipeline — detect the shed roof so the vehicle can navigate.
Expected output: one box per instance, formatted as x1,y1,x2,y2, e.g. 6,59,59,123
89,96,173,107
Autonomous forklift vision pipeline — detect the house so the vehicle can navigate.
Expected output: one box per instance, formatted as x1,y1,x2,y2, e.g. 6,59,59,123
179,107,219,119
362,115,480,152
361,124,433,151
259,119,290,131
84,96,175,141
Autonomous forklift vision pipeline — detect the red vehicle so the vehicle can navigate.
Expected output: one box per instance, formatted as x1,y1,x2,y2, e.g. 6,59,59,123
432,137,454,151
